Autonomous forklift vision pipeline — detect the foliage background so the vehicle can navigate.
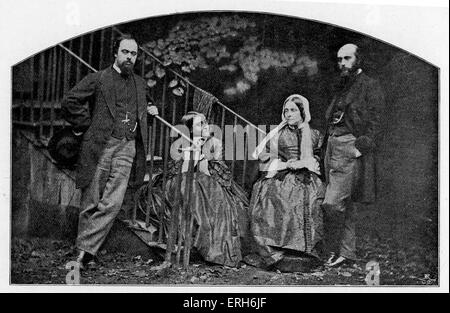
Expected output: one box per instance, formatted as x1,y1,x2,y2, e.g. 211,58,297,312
121,12,440,279
11,12,438,284
120,12,399,130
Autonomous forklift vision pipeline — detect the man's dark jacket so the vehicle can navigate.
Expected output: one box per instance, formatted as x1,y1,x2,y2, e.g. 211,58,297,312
61,66,150,189
324,72,386,203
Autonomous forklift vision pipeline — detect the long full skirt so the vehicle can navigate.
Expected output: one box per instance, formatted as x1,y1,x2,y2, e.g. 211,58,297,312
139,169,248,268
248,170,325,267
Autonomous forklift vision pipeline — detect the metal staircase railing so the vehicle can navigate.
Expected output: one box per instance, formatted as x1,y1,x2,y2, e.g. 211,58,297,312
12,27,117,142
12,26,265,187
111,27,266,188
12,26,265,267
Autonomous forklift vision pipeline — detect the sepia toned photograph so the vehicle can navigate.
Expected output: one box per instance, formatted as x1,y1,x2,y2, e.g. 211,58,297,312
5,0,448,290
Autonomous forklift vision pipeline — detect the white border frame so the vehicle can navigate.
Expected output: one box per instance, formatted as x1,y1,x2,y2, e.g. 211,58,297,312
1,0,448,293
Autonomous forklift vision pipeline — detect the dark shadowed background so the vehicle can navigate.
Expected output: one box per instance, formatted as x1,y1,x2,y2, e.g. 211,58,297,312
11,11,439,281
121,12,439,272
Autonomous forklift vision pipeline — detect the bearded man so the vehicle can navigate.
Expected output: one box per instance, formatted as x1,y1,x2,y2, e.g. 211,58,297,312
62,34,158,269
322,43,386,267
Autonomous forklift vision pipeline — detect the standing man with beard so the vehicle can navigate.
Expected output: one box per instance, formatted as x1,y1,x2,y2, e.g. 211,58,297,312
322,43,385,267
62,34,158,268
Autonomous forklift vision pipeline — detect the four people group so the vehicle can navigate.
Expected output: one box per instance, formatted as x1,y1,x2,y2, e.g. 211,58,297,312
63,34,384,272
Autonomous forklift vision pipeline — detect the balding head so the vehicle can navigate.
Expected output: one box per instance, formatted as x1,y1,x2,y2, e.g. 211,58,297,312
337,43,361,77
338,44,359,57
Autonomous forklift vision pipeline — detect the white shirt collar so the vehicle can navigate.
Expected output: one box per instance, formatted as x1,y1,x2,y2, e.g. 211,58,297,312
113,63,121,74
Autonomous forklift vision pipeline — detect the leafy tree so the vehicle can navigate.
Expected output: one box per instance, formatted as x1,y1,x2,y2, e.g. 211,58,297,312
141,15,319,99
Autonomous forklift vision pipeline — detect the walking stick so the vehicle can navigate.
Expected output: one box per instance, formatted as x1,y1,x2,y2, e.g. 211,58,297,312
183,153,196,268
164,161,183,263
145,116,157,228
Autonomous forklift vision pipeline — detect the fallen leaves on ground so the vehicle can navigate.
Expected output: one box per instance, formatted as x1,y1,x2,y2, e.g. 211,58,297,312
10,233,438,286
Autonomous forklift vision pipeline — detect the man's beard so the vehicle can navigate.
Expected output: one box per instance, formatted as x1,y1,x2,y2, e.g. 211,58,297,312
339,65,359,77
337,66,359,90
118,61,134,76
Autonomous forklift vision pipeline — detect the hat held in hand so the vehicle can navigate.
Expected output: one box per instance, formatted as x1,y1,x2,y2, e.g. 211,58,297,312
48,127,82,169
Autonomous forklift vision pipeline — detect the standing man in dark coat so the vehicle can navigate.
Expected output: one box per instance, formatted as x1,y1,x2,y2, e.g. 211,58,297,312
62,34,158,268
322,43,385,267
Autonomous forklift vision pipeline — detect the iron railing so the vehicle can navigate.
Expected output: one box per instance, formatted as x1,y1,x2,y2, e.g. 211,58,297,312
12,26,266,267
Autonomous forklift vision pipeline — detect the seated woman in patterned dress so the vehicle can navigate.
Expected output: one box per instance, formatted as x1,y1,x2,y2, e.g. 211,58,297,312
137,111,249,267
245,94,326,271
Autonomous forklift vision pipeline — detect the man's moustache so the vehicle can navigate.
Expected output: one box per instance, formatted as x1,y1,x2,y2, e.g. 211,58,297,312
340,67,358,77
120,62,134,70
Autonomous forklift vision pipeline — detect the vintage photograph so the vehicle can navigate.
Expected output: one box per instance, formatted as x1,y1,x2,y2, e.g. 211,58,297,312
7,1,446,288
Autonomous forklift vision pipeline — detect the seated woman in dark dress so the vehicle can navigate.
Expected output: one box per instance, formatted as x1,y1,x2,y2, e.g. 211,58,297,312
137,111,249,267
245,94,325,271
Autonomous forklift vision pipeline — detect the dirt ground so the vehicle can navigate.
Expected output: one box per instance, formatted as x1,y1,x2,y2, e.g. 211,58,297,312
11,228,438,286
